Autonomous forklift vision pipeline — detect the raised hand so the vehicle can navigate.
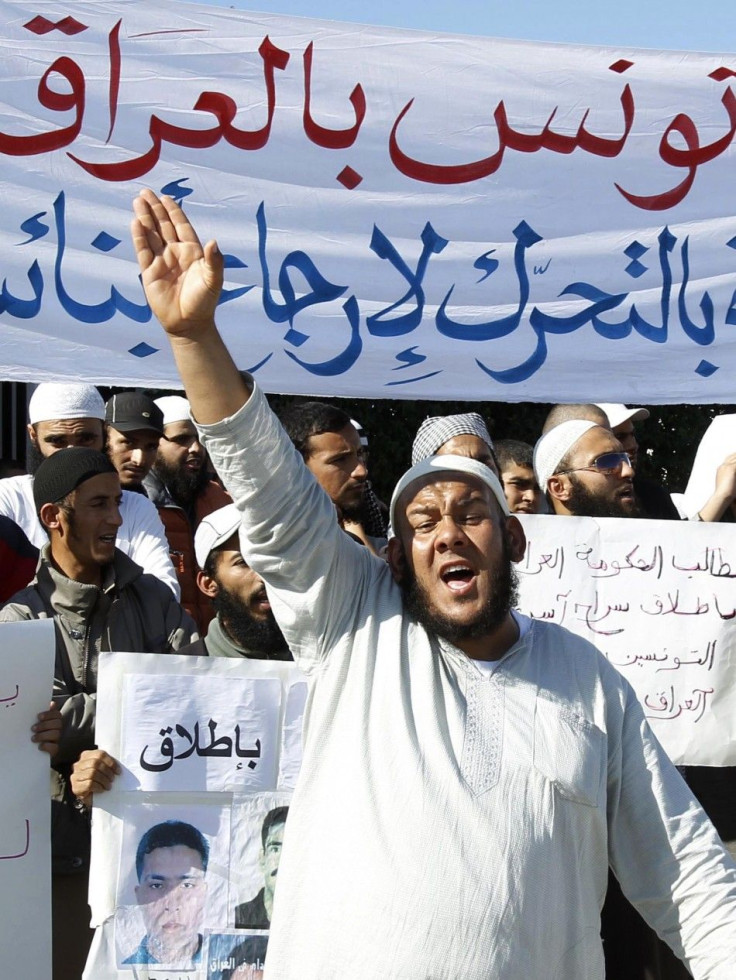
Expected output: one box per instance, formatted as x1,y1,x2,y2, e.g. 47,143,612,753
131,189,223,335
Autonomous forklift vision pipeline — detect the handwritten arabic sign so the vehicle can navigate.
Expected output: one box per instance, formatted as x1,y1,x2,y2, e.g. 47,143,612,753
514,515,736,765
0,619,55,980
86,652,306,979
2,1,736,401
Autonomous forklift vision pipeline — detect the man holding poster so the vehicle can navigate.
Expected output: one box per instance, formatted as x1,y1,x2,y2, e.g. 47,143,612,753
130,189,736,980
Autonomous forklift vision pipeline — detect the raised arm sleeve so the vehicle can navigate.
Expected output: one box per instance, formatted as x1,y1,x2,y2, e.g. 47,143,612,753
195,380,381,671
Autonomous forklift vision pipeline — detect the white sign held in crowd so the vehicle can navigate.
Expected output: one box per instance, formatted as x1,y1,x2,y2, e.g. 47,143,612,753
2,0,736,402
85,652,306,980
515,515,736,765
0,619,56,980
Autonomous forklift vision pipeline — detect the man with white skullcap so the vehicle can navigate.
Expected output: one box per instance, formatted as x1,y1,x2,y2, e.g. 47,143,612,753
0,382,179,596
534,419,639,518
143,394,230,631
541,403,681,521
128,189,736,980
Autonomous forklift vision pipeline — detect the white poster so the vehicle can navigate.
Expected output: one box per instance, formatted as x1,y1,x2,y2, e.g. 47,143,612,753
514,515,736,765
0,619,56,980
2,0,736,402
85,652,305,980
120,672,281,792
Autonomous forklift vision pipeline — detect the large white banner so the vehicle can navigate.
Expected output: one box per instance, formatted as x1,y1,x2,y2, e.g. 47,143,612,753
2,0,736,401
0,619,55,980
514,515,736,765
86,652,306,980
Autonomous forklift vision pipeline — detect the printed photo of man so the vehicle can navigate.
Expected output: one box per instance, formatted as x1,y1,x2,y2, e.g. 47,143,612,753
123,820,209,968
235,807,288,929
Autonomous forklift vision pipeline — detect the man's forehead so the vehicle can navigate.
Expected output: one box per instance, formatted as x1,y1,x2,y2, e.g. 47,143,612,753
308,425,360,454
142,844,203,871
74,471,121,499
503,462,535,479
265,821,286,843
390,454,509,530
36,417,102,433
164,419,197,437
216,532,244,561
572,426,622,459
402,473,492,510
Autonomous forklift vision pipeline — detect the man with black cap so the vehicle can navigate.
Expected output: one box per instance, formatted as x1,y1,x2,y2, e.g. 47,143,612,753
127,189,736,980
105,391,164,494
0,447,197,980
0,381,179,596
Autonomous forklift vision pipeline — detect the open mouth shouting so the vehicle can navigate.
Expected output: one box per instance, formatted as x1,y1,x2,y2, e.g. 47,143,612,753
440,561,477,595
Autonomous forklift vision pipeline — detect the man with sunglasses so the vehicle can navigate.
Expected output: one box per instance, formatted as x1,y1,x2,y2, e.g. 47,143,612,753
534,420,638,518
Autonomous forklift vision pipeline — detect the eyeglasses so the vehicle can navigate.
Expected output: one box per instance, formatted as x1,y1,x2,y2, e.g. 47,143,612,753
557,452,632,477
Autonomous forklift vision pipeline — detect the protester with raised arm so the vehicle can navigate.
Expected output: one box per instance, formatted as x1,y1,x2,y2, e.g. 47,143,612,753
130,189,736,980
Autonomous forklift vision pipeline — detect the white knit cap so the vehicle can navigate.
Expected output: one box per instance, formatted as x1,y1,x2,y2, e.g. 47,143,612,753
594,403,649,428
533,420,598,492
389,454,509,534
194,504,241,569
155,395,191,426
28,383,105,425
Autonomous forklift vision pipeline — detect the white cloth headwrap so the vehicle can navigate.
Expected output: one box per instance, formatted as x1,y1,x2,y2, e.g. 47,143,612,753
680,414,736,518
412,413,493,466
155,395,191,426
28,383,104,424
389,454,509,535
534,420,598,492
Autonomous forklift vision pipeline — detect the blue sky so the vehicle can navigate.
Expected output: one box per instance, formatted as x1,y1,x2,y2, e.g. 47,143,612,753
182,0,736,53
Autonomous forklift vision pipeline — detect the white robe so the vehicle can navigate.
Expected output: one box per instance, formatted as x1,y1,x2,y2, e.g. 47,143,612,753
198,381,736,980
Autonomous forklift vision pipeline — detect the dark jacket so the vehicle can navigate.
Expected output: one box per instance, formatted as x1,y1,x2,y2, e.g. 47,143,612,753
144,470,230,632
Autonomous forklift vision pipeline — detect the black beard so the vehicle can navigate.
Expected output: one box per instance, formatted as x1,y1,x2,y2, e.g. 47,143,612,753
213,587,288,657
340,492,367,522
28,442,46,475
399,533,518,648
154,457,208,508
566,475,641,519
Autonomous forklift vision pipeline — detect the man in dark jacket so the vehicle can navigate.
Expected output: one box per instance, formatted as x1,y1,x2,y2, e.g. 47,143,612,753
0,448,197,980
144,395,230,631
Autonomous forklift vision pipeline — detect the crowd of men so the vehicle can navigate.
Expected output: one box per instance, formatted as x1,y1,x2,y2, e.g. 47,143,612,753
1,189,736,980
